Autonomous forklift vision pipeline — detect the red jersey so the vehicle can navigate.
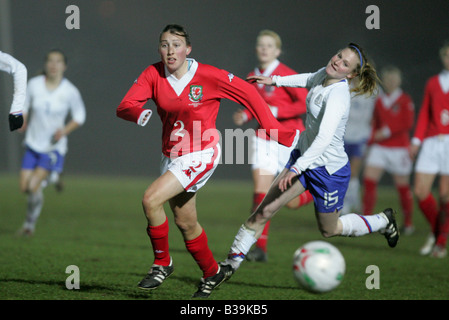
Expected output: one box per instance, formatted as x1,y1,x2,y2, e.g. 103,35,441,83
117,59,296,157
370,89,414,147
413,74,449,143
245,61,307,139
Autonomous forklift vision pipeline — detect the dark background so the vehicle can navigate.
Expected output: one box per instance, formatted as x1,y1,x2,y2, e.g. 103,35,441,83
1,0,448,181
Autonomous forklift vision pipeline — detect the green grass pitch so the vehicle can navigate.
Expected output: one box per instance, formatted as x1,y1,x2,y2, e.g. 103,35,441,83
1,174,448,301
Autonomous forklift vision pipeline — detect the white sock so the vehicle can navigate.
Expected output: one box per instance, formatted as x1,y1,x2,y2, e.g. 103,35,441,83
25,190,44,230
339,213,388,237
224,225,257,270
342,179,360,215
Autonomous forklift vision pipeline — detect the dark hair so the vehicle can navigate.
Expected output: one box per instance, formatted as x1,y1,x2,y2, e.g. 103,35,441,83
347,42,379,96
45,48,68,65
159,24,191,46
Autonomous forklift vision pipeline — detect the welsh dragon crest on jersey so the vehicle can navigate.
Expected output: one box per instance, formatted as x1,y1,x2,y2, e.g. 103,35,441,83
189,85,203,103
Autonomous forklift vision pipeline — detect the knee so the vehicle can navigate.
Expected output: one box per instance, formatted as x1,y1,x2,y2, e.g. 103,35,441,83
142,189,164,216
413,184,429,201
320,229,338,238
174,215,197,235
318,222,339,238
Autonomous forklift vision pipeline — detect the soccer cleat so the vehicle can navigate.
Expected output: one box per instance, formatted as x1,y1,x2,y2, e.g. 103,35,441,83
246,246,268,262
419,234,435,256
379,208,399,248
16,227,34,237
192,264,234,298
138,259,174,290
430,245,447,258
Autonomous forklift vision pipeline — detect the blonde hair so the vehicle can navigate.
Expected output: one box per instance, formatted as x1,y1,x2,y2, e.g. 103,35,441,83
347,43,380,97
257,30,282,49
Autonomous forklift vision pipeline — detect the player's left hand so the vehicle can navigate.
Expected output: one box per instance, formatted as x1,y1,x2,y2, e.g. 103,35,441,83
278,170,298,192
8,113,24,131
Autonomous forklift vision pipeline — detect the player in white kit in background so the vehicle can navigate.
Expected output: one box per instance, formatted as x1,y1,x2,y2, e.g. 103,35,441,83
0,50,27,131
17,49,86,236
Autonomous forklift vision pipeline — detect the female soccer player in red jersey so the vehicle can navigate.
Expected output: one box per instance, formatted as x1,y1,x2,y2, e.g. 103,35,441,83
116,24,299,298
362,66,415,234
233,30,312,262
410,41,449,258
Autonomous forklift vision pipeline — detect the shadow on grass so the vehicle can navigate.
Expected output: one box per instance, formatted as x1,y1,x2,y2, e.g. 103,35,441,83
0,277,151,300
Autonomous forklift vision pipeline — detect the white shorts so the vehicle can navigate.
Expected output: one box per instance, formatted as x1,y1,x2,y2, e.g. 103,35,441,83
365,144,412,175
160,144,221,192
250,135,293,175
415,134,449,175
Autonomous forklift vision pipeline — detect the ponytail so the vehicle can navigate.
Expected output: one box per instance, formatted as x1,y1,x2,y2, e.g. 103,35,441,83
347,43,380,97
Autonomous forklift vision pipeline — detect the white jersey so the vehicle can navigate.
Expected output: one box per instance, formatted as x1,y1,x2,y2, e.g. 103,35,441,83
24,75,86,155
344,89,376,144
0,50,27,114
273,67,350,174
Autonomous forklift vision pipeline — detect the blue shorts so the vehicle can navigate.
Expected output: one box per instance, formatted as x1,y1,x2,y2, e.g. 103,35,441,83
344,140,367,158
21,147,65,173
298,162,351,213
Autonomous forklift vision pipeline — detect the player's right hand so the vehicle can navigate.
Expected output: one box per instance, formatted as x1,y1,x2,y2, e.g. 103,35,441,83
246,75,273,86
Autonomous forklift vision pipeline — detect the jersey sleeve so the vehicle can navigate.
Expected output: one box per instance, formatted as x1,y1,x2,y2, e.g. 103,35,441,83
216,68,297,147
116,66,154,125
69,86,86,125
273,67,326,89
0,51,27,115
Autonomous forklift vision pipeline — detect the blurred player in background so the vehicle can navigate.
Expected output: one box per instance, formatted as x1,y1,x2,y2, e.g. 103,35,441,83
116,24,299,298
362,66,415,234
341,77,376,215
222,43,400,282
18,49,86,236
0,50,27,131
233,30,312,262
410,41,449,258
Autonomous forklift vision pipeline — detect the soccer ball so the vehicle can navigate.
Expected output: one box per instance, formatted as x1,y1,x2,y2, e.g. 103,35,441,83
292,240,345,293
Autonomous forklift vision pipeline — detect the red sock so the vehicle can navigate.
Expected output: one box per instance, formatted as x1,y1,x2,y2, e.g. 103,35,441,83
146,217,170,266
397,185,413,227
252,192,266,212
436,201,449,247
362,178,377,215
185,229,218,279
298,190,314,207
256,221,271,252
418,194,439,233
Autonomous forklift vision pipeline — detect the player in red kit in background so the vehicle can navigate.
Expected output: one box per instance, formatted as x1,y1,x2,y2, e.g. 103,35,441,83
410,41,449,258
362,66,415,234
233,30,312,262
116,24,299,298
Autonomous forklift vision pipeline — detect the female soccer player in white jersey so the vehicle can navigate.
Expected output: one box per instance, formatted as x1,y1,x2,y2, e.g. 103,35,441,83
116,24,299,298
18,49,86,236
233,30,312,262
222,43,400,281
0,50,27,131
410,41,449,258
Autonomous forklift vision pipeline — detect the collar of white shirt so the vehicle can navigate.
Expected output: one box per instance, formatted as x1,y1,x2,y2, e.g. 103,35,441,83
255,59,280,89
439,69,449,93
380,88,403,108
164,58,198,96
